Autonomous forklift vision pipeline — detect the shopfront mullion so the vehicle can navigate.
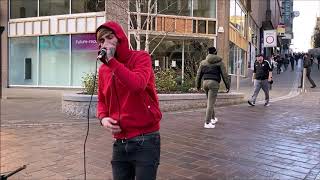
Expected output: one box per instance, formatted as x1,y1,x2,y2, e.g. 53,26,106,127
181,40,185,84
36,36,39,86
37,0,40,17
68,35,72,86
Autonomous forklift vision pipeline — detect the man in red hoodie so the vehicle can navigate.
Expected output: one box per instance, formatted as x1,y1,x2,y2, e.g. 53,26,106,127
96,21,162,180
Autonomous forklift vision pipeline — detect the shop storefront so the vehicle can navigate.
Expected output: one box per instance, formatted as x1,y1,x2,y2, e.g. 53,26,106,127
8,0,105,87
229,0,248,76
9,34,100,87
128,0,217,83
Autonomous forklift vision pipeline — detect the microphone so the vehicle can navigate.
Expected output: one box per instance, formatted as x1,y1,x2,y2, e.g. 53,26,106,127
97,48,107,60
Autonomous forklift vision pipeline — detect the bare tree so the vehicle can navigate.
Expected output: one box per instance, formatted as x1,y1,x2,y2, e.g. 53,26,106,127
313,31,320,48
105,0,214,83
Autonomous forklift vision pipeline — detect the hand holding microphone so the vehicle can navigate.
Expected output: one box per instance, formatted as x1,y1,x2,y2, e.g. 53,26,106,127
97,48,107,61
97,40,117,64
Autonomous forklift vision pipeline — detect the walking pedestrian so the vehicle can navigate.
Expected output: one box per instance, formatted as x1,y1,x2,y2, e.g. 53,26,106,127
248,54,273,106
294,53,299,65
195,47,230,129
317,55,320,70
275,55,282,74
284,54,289,71
290,54,295,71
96,21,162,180
298,53,316,88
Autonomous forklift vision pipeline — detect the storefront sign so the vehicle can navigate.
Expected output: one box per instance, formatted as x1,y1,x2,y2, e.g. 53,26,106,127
277,24,285,35
283,0,293,26
71,34,98,51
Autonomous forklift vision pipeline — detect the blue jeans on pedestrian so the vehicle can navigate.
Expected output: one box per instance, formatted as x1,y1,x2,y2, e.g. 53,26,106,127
111,131,160,180
251,79,270,103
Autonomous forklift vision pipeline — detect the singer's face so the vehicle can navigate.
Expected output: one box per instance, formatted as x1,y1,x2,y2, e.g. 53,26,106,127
98,33,118,50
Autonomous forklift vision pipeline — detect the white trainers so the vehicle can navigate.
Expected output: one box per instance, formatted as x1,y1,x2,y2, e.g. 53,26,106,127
211,117,218,124
204,122,215,128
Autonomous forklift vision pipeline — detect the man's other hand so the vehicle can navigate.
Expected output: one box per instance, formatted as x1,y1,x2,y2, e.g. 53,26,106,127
101,117,122,134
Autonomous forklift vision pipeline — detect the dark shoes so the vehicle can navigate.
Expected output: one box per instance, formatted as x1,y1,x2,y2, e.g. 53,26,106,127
299,85,317,88
248,100,255,106
264,102,270,106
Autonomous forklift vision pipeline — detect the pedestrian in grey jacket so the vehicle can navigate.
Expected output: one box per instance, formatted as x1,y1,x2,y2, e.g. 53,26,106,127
195,47,230,129
299,53,316,88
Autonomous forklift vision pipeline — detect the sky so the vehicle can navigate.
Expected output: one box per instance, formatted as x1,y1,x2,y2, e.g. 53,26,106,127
291,0,320,52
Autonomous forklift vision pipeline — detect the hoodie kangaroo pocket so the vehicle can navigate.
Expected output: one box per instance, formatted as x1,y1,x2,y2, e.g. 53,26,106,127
144,94,162,123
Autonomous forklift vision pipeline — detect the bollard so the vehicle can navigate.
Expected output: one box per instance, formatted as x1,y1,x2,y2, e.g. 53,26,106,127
302,68,307,93
236,61,240,91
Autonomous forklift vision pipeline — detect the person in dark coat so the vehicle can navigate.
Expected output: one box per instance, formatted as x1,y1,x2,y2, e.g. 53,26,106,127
195,47,230,129
299,53,316,88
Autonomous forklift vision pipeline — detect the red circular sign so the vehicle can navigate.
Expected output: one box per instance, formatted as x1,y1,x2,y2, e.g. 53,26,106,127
266,36,274,44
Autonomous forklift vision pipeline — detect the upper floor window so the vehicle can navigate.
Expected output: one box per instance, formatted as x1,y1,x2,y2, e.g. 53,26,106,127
157,0,190,16
230,0,246,36
10,0,106,19
40,0,70,16
129,0,157,13
10,0,38,19
72,0,105,13
193,0,216,18
129,0,216,18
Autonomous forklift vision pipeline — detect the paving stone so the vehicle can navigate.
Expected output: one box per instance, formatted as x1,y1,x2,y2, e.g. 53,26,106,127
1,65,320,179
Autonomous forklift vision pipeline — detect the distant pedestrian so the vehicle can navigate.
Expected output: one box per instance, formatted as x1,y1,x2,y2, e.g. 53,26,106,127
294,53,300,65
284,54,289,71
310,55,314,66
196,47,230,129
290,54,295,71
268,55,275,71
248,54,273,106
317,55,320,70
275,55,282,74
299,53,316,88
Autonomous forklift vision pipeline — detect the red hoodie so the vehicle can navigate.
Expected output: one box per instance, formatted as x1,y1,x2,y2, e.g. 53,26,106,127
96,21,162,139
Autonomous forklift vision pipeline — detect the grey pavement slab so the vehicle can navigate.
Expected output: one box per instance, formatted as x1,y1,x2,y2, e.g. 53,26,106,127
1,93,320,179
1,60,319,179
231,59,320,101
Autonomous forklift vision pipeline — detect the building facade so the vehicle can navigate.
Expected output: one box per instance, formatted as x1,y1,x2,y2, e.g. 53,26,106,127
127,0,220,84
2,0,106,88
0,0,286,88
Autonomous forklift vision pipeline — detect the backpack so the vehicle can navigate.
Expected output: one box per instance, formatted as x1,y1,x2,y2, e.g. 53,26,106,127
303,58,311,68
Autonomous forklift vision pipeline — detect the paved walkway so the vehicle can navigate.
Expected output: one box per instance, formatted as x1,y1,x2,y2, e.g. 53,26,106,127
1,62,319,180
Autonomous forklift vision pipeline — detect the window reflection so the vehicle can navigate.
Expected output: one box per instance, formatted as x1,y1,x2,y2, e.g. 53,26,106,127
129,0,157,13
72,0,105,13
39,35,70,86
229,42,246,76
10,0,37,19
9,37,38,85
157,0,190,16
40,0,69,16
130,34,213,83
193,0,216,18
230,0,246,36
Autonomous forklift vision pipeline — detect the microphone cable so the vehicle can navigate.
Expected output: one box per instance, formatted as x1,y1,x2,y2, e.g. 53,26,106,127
83,59,98,180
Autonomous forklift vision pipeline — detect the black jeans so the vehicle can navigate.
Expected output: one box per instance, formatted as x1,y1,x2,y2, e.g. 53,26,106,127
111,132,160,180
